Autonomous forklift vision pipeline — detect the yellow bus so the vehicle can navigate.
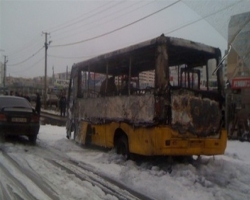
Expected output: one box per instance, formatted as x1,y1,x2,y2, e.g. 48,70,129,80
66,34,227,159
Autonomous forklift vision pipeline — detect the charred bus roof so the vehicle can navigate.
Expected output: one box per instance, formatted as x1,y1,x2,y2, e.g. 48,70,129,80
71,34,221,77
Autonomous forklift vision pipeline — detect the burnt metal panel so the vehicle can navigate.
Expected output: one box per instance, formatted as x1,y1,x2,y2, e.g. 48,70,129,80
169,37,217,54
155,36,169,92
76,94,155,124
171,90,221,136
71,34,220,76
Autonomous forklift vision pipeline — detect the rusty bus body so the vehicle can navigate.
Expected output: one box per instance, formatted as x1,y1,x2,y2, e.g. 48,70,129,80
66,34,227,158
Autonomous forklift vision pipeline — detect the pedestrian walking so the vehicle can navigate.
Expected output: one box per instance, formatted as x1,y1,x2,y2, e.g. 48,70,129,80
59,94,67,117
35,93,41,115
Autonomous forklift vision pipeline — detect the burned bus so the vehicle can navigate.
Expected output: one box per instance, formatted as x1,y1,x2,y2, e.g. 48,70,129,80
66,34,227,158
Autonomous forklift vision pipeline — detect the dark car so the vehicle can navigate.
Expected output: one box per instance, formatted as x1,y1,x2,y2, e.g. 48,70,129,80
0,96,40,144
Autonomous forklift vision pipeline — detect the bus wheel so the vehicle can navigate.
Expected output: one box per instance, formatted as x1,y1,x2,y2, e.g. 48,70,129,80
116,136,130,160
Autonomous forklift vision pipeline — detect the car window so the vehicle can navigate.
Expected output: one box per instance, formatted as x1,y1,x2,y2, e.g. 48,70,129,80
0,97,32,110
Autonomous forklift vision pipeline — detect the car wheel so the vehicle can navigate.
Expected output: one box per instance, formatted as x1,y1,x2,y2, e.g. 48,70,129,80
116,135,130,160
29,135,37,145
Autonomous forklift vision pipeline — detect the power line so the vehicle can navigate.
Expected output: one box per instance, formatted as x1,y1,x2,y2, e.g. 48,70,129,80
9,57,45,74
165,0,243,36
53,1,154,42
50,1,125,34
46,1,115,33
8,47,44,66
51,0,181,48
48,54,95,59
7,35,43,57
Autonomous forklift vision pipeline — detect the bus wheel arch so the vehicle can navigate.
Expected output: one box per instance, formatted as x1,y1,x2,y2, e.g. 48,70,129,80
85,124,92,146
114,129,130,160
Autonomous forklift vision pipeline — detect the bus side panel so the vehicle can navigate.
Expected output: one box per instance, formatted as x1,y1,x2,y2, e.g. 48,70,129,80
120,123,227,156
90,124,107,147
119,123,154,155
78,95,155,124
152,127,227,156
79,122,118,148
75,121,227,156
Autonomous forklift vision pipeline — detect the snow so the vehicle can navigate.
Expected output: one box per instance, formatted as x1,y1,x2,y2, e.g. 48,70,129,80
1,124,250,200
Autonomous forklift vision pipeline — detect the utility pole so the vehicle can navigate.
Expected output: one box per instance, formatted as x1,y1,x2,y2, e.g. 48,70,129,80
3,55,8,90
66,65,68,80
52,66,55,84
42,32,50,109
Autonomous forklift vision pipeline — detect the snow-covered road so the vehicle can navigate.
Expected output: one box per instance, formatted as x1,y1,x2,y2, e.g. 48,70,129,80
1,124,250,200
0,136,145,200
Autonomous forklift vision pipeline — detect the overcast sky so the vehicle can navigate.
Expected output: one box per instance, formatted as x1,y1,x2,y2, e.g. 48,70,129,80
0,0,249,78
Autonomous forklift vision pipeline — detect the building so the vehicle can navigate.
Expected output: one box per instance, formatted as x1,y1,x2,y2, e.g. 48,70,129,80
227,11,250,90
226,11,250,137
139,70,154,88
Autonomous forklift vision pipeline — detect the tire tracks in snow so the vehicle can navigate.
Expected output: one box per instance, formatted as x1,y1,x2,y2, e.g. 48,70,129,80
0,147,60,200
0,160,36,200
0,139,154,200
37,139,154,200
47,159,150,200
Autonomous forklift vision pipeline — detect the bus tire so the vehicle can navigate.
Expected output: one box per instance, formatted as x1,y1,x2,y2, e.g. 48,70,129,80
116,135,130,160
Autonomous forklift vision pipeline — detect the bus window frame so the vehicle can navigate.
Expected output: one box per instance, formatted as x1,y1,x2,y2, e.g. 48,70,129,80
68,34,223,104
